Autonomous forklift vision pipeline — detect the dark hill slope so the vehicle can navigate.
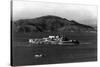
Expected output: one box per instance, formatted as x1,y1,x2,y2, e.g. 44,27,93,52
13,15,95,33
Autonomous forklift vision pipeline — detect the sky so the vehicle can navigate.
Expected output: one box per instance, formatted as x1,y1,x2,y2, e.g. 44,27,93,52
12,1,97,25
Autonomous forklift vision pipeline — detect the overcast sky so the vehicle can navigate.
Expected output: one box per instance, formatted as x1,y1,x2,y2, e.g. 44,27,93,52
12,1,97,25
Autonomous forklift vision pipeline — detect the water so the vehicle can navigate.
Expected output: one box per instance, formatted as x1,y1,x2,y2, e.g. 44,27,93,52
12,32,97,66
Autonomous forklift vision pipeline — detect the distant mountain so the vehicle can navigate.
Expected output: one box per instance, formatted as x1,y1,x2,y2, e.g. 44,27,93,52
13,15,96,33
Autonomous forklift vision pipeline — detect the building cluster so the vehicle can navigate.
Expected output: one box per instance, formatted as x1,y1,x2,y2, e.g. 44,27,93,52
29,35,67,45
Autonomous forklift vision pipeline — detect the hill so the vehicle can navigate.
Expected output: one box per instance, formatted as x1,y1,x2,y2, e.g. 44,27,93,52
13,15,95,33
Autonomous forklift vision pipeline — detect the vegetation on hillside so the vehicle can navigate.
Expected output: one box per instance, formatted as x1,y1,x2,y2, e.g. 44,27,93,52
13,15,96,33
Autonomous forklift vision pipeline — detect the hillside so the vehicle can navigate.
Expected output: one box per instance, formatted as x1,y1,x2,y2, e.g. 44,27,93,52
13,15,95,33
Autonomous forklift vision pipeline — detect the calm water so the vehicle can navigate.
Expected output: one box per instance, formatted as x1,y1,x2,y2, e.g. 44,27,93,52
12,32,97,66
